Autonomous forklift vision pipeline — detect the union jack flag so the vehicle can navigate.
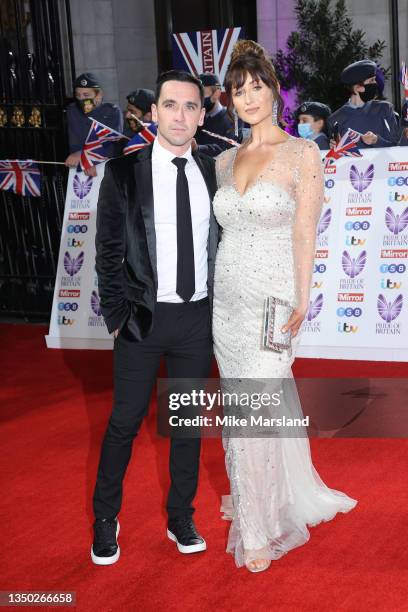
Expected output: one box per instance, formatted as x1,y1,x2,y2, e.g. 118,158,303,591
123,122,157,155
401,61,408,98
172,27,243,86
324,128,362,166
80,119,125,171
0,160,41,197
401,61,408,118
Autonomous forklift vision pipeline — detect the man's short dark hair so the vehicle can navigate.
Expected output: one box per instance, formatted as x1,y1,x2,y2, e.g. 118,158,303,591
155,70,204,106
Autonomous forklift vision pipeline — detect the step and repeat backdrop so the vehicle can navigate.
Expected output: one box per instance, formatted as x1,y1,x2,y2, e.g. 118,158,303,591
46,147,408,361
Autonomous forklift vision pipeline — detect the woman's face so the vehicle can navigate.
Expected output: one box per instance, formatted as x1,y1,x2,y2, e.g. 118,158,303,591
231,72,275,125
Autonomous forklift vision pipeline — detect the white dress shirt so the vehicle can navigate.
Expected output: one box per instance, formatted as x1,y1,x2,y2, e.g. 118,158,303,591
151,137,211,302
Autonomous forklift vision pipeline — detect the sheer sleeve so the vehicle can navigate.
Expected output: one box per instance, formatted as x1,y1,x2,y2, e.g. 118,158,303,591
215,147,236,189
292,140,324,312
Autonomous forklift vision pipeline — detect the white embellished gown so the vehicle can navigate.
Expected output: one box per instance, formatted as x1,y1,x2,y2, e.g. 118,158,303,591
212,137,357,568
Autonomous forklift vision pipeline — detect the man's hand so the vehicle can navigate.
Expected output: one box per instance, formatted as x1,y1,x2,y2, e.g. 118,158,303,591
65,151,81,168
113,329,119,339
361,131,378,146
84,165,97,177
329,138,336,150
281,307,307,338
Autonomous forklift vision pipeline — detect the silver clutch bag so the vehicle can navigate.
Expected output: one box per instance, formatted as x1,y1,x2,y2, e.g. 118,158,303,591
263,296,293,352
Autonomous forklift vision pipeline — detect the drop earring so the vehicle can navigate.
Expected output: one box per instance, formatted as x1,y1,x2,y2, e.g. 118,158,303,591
272,100,278,126
234,108,239,137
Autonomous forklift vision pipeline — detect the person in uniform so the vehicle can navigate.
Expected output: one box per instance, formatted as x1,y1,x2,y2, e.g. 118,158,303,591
194,73,240,156
65,73,123,176
374,67,386,101
398,101,408,146
296,101,331,149
124,88,155,138
327,59,399,148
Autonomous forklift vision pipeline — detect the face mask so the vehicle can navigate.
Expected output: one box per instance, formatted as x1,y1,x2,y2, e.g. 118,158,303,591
203,96,215,112
360,83,378,103
77,97,96,113
298,122,314,139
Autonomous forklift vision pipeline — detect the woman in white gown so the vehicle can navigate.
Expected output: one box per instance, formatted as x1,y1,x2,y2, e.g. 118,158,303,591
212,40,357,573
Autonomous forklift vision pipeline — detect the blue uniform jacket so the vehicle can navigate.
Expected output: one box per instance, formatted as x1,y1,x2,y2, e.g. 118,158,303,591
314,132,330,150
66,102,124,156
327,100,399,148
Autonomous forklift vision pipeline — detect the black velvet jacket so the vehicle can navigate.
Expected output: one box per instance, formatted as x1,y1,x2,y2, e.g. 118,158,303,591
95,143,219,340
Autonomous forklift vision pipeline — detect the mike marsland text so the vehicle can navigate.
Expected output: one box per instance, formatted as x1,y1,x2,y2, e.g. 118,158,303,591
168,415,310,428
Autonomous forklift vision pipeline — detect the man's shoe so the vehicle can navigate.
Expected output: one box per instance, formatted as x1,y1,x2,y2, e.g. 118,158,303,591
167,516,206,554
91,518,120,565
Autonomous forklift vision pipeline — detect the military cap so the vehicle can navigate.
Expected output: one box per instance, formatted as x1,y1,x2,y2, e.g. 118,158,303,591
126,88,155,113
199,73,221,87
74,72,101,89
296,101,332,119
340,60,377,85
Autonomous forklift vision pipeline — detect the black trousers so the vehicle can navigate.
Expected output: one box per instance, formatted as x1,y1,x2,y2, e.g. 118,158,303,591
93,297,212,521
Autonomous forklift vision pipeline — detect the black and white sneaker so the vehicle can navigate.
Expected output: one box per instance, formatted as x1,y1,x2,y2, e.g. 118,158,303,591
91,518,120,565
167,517,206,554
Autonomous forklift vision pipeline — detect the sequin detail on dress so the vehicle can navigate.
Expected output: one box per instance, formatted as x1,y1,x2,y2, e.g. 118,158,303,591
213,138,357,568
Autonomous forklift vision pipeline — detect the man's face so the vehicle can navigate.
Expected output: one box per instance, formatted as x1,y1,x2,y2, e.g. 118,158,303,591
151,80,205,148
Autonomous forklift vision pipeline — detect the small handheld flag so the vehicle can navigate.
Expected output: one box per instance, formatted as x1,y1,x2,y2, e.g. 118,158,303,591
123,122,157,155
324,128,362,166
400,61,408,119
400,61,408,97
80,119,125,171
201,129,240,147
0,160,41,197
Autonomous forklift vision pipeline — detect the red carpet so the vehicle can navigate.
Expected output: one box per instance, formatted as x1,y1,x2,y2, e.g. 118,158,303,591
1,323,408,611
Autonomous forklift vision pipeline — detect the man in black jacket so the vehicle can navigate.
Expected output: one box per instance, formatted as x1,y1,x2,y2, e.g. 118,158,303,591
91,70,219,565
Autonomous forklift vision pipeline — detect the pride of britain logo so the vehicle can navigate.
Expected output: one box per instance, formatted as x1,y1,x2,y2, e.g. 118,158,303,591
88,290,105,327
376,293,403,336
60,251,84,288
64,251,84,276
348,164,374,204
302,293,323,334
73,175,93,199
316,208,331,247
350,164,374,192
382,206,408,248
342,250,366,278
71,175,93,209
339,250,366,291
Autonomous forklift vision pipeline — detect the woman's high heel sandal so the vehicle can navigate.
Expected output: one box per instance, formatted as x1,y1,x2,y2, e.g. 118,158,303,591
245,559,271,573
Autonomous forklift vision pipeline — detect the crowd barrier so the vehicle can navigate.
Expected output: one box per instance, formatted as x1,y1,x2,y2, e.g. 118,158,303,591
46,147,408,361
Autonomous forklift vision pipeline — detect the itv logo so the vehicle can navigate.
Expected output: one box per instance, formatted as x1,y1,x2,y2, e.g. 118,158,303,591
345,236,366,246
57,315,75,326
389,192,408,202
337,322,359,333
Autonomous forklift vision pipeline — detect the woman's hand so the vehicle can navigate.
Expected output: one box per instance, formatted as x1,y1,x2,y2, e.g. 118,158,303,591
281,306,307,338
